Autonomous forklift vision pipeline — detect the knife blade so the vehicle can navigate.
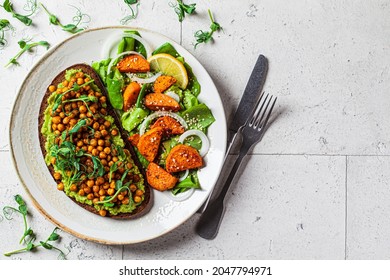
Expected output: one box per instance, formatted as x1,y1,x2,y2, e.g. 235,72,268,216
228,54,268,141
197,54,268,213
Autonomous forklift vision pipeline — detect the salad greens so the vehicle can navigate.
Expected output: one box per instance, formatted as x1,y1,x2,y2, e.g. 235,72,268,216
93,30,216,194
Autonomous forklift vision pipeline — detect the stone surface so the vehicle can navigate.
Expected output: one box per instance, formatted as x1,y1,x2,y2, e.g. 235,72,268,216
347,156,390,259
0,0,389,260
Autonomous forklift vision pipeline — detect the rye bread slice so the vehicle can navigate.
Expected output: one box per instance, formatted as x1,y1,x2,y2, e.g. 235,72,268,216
38,63,153,219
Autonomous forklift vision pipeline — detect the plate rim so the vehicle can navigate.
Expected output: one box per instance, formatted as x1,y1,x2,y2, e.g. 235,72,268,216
9,26,227,244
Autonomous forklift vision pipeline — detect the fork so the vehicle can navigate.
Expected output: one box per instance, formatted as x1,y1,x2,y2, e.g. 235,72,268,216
196,94,277,240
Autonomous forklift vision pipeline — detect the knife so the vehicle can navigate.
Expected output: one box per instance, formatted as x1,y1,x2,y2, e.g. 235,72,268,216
197,54,268,213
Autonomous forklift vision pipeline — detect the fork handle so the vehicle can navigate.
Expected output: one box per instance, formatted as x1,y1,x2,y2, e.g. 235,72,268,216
196,150,247,239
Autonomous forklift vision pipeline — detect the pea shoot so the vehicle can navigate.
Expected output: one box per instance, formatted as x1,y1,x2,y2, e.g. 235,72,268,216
40,3,90,34
2,195,67,259
169,0,196,22
121,0,140,25
0,0,37,26
4,39,49,67
0,19,14,49
194,9,222,48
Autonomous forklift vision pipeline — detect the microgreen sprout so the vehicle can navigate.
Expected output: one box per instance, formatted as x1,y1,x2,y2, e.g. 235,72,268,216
40,3,90,34
3,195,67,259
4,39,49,67
121,0,140,25
194,9,222,48
0,19,14,49
1,0,37,26
169,0,196,22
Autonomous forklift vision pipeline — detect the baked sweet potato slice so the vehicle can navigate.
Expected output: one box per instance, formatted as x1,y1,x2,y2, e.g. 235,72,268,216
146,162,178,191
117,54,150,73
144,93,180,112
150,116,185,136
123,81,141,111
137,127,164,162
153,75,177,93
128,134,140,147
165,144,203,173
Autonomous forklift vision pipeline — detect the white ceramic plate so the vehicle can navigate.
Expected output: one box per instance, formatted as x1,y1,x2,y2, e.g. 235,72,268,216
9,27,227,244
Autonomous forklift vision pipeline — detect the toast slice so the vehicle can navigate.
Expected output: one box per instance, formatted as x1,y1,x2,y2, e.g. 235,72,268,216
38,63,153,219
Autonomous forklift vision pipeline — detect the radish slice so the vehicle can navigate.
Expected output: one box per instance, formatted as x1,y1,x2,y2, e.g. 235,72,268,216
102,33,152,59
179,169,189,182
178,129,210,157
107,51,145,76
164,188,195,202
165,91,180,103
139,111,188,135
126,72,162,84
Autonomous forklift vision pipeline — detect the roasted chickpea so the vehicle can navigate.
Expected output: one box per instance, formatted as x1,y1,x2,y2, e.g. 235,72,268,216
122,198,130,205
57,124,65,132
101,159,108,166
99,152,107,159
70,184,78,192
57,183,64,191
98,189,105,196
79,105,87,113
97,146,103,152
93,185,100,193
94,131,102,139
92,149,99,156
135,189,144,196
110,181,116,189
134,196,142,203
87,180,94,188
51,123,58,131
96,177,105,186
87,193,94,200
78,189,85,196
98,139,105,146
111,129,118,136
107,188,115,196
52,116,61,124
101,130,108,137
63,117,70,125
84,187,92,194
53,172,61,180
130,184,137,192
77,78,84,85
77,140,83,147
90,139,97,146
59,112,65,118
79,113,86,119
99,209,107,217
92,198,99,204
49,85,56,92
117,194,124,201
50,157,56,165
103,147,111,154
88,146,93,152
69,119,77,126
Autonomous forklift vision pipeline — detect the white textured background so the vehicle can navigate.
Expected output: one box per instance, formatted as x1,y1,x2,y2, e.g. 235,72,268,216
1,0,390,259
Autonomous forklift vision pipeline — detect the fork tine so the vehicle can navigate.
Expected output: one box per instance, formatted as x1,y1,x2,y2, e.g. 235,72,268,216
249,93,268,126
256,96,277,131
254,94,272,128
246,92,265,126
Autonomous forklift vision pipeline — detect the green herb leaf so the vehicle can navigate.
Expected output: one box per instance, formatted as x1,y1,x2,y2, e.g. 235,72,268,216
170,0,196,22
47,228,60,241
40,241,53,250
5,40,50,67
40,3,89,34
121,0,140,24
194,9,222,48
